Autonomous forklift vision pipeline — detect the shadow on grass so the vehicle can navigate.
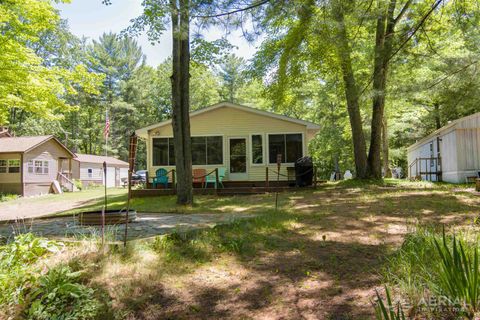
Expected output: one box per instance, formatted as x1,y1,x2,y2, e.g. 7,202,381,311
39,182,480,319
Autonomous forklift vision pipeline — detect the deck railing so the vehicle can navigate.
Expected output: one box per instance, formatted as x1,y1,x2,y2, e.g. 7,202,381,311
408,157,442,181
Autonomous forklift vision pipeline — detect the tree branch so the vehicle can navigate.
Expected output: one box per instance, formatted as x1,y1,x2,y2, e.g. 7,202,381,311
192,0,271,18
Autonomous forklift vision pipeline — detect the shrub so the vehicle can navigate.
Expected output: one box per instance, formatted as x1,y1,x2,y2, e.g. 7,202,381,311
0,192,18,202
382,227,480,319
27,265,101,320
434,231,480,318
73,179,83,191
0,234,103,320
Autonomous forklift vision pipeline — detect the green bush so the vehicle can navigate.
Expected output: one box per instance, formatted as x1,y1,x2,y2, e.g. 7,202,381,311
0,233,103,320
382,227,480,319
27,265,101,320
434,231,480,318
0,192,18,202
73,179,83,191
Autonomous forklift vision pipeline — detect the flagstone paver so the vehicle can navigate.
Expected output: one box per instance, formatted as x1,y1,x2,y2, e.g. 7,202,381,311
0,212,254,241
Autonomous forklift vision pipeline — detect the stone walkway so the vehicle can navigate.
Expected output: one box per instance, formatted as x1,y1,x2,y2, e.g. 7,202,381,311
0,212,255,242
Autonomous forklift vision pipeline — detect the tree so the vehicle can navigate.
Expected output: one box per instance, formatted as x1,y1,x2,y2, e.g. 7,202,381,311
216,54,247,103
0,0,100,125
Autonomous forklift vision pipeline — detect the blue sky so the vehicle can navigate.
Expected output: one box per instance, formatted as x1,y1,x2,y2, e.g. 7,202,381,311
56,0,259,67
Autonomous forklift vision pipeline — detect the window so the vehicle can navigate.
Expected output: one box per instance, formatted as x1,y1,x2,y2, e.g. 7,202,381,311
251,135,263,164
152,136,223,166
8,160,20,173
0,160,6,173
29,160,48,174
206,136,223,165
153,138,169,166
0,159,20,173
87,168,93,178
268,133,303,163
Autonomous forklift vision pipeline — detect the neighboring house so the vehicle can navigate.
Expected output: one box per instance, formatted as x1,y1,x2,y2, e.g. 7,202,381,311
407,112,480,183
72,154,129,188
0,135,75,196
136,102,320,184
0,127,12,138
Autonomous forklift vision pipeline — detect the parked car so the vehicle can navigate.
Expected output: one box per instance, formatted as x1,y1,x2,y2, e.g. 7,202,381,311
136,170,148,182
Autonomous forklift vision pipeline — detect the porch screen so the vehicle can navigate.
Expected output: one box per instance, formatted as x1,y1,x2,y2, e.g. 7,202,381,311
153,136,222,166
268,133,303,163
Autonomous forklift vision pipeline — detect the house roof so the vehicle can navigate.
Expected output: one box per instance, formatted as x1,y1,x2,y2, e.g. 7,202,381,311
74,153,129,167
407,111,480,151
0,135,75,157
135,102,321,138
0,127,11,138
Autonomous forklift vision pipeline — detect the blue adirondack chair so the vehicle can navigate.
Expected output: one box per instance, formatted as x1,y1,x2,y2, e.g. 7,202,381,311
205,167,225,189
152,168,169,189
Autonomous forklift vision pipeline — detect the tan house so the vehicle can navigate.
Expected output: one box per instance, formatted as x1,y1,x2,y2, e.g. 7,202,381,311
0,135,75,196
136,102,320,184
72,154,129,188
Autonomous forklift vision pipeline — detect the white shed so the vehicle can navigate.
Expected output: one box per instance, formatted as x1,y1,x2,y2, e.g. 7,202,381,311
72,154,129,188
407,112,480,183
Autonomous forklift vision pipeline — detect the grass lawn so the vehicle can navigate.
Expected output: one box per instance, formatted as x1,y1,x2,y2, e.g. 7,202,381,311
2,179,480,319
0,187,127,221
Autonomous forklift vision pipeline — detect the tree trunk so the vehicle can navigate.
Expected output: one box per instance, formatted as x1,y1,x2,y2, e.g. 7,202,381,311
382,115,391,178
367,0,398,179
332,3,368,178
170,0,193,205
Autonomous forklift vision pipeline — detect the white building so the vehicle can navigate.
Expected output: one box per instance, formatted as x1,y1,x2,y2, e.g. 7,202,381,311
72,154,129,188
407,112,480,183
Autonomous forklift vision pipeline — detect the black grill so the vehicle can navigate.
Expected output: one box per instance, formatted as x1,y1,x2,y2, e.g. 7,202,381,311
295,156,313,187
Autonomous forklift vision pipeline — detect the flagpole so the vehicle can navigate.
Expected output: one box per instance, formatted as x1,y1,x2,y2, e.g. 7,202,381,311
105,108,108,157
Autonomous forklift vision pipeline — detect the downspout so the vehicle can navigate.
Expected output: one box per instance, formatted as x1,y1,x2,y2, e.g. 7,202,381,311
20,153,25,196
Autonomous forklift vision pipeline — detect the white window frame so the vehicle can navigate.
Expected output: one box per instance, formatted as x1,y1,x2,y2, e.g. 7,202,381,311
250,133,264,166
29,160,49,175
266,132,305,165
87,168,93,178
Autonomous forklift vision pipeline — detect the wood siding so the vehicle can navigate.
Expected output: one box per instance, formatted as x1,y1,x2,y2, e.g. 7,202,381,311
23,139,72,184
147,106,315,182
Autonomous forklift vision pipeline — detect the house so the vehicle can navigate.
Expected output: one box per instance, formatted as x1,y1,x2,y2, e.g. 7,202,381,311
72,154,129,188
0,135,75,196
407,111,480,183
0,127,11,138
136,102,320,186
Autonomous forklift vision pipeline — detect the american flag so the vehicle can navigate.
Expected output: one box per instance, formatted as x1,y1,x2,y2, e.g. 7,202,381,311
104,111,110,139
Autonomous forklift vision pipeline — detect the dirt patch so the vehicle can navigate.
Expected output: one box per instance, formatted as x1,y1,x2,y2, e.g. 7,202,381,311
57,184,480,319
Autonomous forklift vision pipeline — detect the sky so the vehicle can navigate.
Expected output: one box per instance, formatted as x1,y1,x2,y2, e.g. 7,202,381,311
55,0,260,67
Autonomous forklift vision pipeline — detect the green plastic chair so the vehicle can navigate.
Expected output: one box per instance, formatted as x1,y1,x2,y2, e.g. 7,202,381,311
152,168,169,188
205,168,225,189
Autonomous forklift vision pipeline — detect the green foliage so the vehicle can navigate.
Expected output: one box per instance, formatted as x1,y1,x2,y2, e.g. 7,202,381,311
434,230,480,317
374,287,406,320
27,265,101,320
0,234,62,313
73,179,83,191
0,193,18,202
383,227,480,319
0,234,102,320
0,0,102,124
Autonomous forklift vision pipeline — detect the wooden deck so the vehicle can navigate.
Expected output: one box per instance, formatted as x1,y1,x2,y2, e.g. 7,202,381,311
132,180,319,197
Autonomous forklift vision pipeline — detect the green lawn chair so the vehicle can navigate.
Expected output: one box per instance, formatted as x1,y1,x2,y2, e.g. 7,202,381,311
152,168,169,188
205,167,225,189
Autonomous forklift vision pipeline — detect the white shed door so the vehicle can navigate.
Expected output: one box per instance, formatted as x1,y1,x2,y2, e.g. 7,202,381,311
105,167,116,188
